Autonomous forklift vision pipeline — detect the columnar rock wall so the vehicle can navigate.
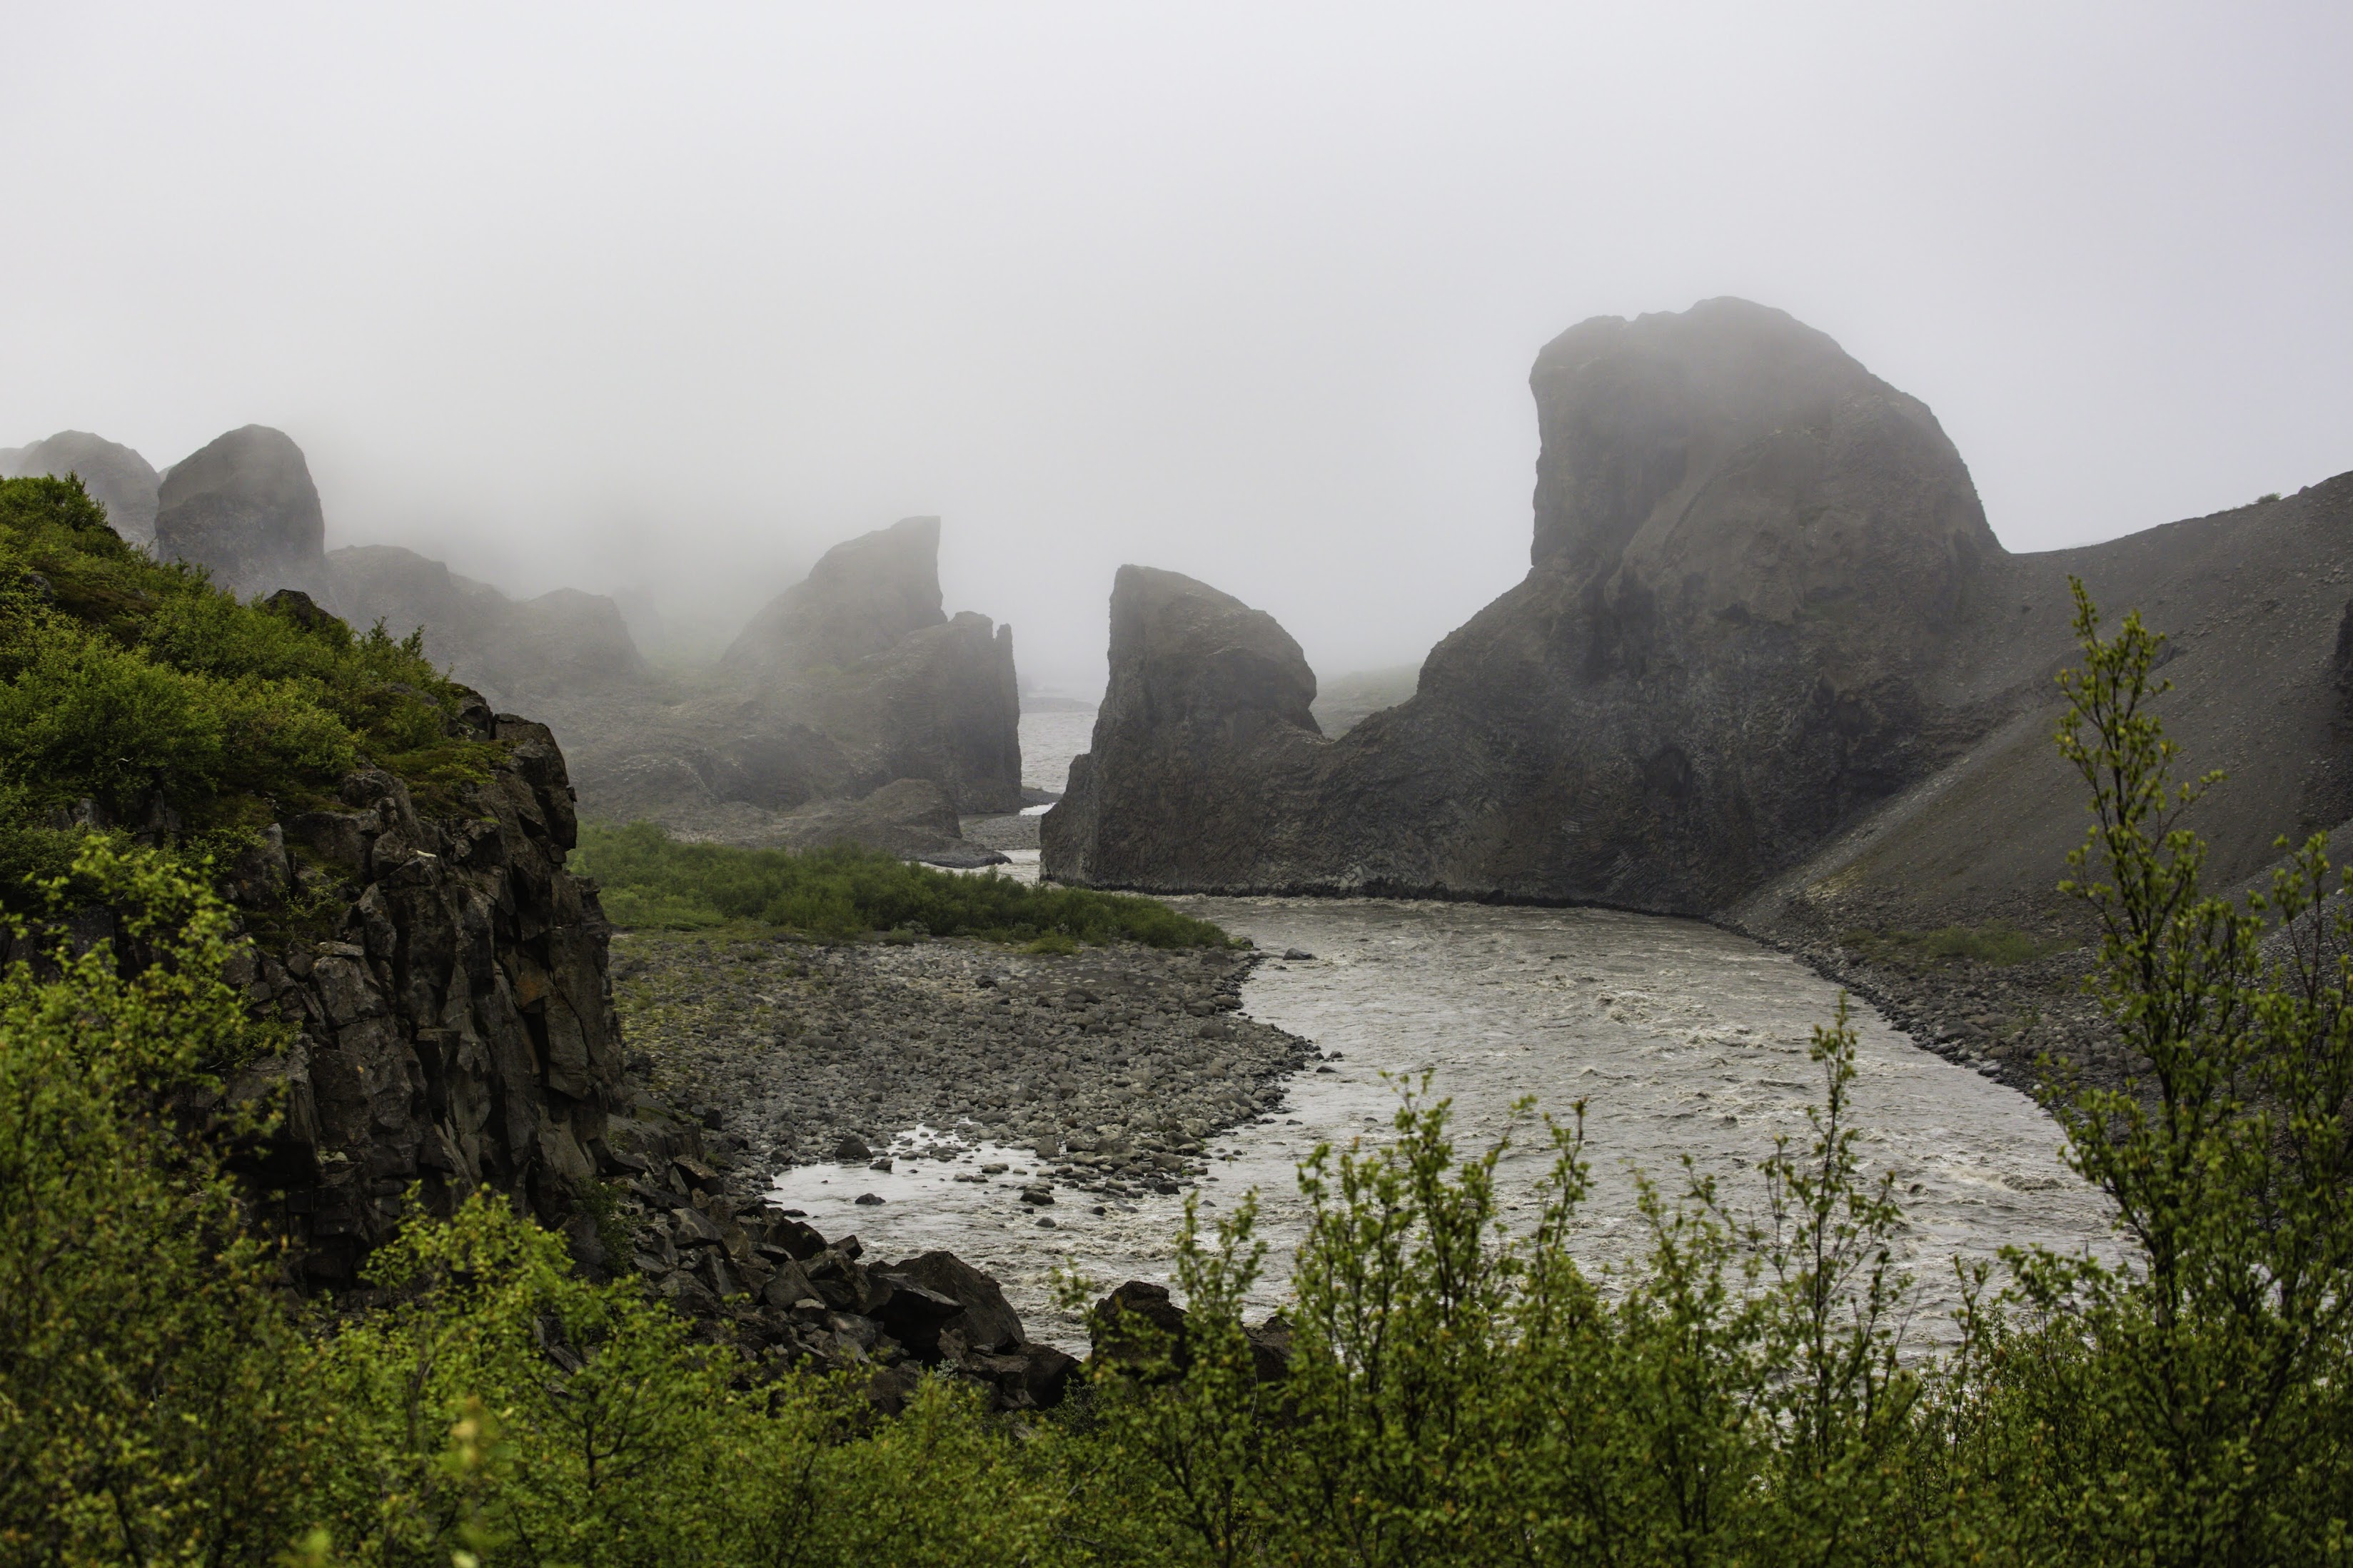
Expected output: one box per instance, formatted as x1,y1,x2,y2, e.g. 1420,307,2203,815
218,691,627,1286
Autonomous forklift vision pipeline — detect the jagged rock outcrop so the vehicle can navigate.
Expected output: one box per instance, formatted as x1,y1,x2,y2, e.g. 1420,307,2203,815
1049,298,2001,907
154,425,331,600
4,431,161,542
326,545,648,708
554,517,1023,841
1044,567,1326,889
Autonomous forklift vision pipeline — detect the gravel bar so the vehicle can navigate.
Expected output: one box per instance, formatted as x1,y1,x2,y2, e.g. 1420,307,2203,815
610,930,1317,1197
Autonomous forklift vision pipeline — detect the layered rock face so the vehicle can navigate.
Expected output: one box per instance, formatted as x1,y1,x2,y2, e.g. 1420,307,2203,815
4,430,161,542
1047,298,2002,908
212,685,1062,1400
326,545,650,709
155,425,332,599
557,516,1023,839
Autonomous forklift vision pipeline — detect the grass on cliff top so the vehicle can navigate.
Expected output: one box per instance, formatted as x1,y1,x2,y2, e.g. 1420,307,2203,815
574,819,1233,949
1838,921,2074,968
0,473,496,909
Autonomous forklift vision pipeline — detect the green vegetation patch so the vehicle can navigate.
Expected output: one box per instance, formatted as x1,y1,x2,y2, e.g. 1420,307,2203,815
0,475,497,909
575,818,1232,949
1838,920,2073,968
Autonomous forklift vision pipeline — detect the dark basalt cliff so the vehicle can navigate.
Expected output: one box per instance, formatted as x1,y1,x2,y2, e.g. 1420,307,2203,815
1047,298,2002,907
54,677,1073,1403
155,425,333,600
1044,297,2353,948
208,690,630,1287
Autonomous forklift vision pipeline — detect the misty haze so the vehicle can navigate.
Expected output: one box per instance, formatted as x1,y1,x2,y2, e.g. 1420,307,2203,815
5,6,2352,1561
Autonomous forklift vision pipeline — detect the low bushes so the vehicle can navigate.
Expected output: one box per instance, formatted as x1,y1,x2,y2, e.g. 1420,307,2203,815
1839,920,2073,968
0,473,495,911
574,819,1232,949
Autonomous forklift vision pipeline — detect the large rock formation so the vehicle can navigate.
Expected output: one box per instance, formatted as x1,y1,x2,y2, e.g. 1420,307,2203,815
1044,297,2353,947
326,545,649,708
1048,298,2002,906
553,516,1023,839
1044,567,1327,889
154,424,331,599
5,431,161,542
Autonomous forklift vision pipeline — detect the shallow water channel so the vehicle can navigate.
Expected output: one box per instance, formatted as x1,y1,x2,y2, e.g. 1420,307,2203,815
769,896,2115,1353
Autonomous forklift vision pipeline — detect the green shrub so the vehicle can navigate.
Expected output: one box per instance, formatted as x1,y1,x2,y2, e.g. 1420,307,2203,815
1840,920,2071,967
573,819,1232,949
0,472,496,909
0,841,323,1560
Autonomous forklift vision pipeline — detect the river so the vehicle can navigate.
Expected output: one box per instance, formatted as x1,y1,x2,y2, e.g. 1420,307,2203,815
772,834,2116,1351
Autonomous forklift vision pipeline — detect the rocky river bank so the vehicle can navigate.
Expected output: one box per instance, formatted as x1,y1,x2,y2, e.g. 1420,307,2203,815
610,929,1316,1192
590,926,1317,1389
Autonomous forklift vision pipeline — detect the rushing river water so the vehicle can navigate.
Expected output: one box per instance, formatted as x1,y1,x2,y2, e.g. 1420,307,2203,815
770,891,2116,1353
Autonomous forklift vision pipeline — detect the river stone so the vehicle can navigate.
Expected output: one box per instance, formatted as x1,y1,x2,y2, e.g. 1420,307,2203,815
886,1249,1024,1353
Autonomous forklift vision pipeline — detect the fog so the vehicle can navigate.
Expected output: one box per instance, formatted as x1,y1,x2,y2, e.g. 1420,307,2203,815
4,4,2347,693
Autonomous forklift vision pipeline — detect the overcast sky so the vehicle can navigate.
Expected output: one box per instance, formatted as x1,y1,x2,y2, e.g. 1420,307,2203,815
5,3,2347,693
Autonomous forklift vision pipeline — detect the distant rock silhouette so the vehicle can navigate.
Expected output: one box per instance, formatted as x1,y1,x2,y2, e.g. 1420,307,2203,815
722,515,949,674
327,545,648,708
6,431,161,542
154,425,329,598
554,517,1022,844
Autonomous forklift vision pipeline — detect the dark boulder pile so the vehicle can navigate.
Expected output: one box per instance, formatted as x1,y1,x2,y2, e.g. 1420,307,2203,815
608,1124,1079,1411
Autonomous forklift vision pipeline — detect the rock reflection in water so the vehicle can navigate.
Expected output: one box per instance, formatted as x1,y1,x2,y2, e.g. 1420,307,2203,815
773,897,2113,1353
